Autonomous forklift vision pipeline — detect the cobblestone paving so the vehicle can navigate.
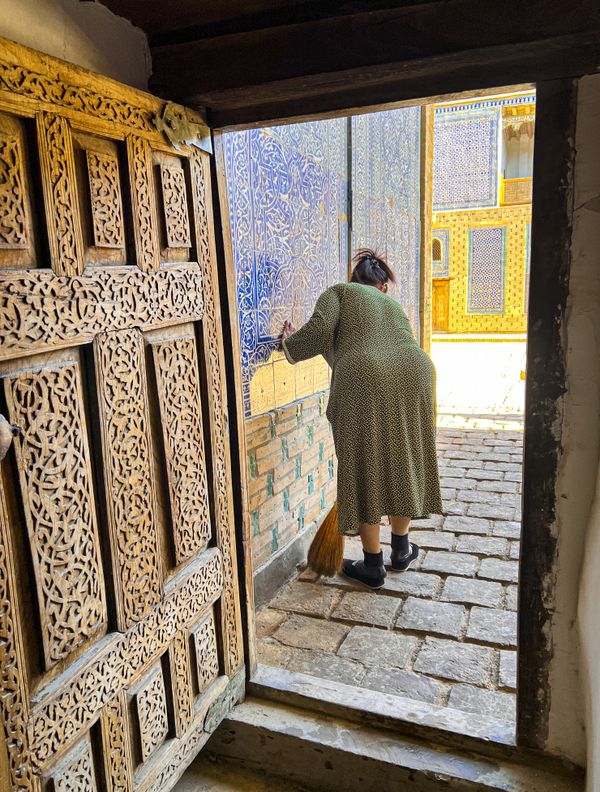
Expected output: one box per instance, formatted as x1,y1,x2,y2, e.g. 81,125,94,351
256,416,523,726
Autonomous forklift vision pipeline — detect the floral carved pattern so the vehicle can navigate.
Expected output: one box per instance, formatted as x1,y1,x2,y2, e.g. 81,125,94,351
0,485,37,791
0,263,204,362
160,164,191,248
94,329,162,631
192,611,220,695
86,150,124,248
152,336,211,564
37,112,83,276
49,735,98,792
127,135,159,271
30,548,223,772
0,58,154,133
190,150,243,674
100,691,133,792
4,362,106,669
135,665,169,763
0,135,27,249
169,630,193,736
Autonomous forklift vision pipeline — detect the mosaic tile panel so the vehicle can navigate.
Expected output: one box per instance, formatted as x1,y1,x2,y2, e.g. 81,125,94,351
432,228,450,278
223,120,348,416
351,107,421,336
433,108,500,212
467,226,506,314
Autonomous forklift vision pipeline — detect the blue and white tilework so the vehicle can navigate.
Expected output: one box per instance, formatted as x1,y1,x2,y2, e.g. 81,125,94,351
222,120,348,416
432,228,450,278
351,107,422,336
467,226,506,314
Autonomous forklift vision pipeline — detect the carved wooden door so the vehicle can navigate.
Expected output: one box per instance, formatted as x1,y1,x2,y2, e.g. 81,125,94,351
0,39,244,791
432,278,450,332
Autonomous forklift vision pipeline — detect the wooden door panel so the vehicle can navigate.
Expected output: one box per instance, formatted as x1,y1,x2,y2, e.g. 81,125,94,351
0,38,244,792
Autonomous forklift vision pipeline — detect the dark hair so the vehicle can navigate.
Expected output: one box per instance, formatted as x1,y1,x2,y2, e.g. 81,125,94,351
350,248,396,286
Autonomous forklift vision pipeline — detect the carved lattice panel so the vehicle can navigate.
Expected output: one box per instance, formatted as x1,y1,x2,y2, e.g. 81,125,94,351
160,163,191,249
86,150,125,249
168,630,194,737
131,663,169,764
94,329,162,630
37,112,84,277
3,358,106,671
127,135,160,272
100,691,134,792
191,610,220,696
44,735,98,792
151,333,211,564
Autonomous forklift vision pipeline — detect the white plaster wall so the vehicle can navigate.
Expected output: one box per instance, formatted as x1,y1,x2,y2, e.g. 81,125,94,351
573,74,600,787
546,74,600,770
0,0,150,88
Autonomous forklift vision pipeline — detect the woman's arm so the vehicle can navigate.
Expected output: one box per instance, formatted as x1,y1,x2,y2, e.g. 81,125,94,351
281,287,341,364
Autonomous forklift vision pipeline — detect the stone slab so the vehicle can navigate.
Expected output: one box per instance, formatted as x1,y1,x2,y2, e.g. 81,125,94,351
332,591,401,628
338,626,418,669
271,581,341,617
491,521,521,539
285,647,366,686
411,515,445,529
478,558,519,583
455,535,510,557
421,551,479,577
443,501,467,516
274,614,349,652
448,683,516,721
466,607,517,647
441,576,504,608
414,638,494,685
396,597,466,638
443,515,491,535
458,490,503,505
464,468,505,481
499,650,518,689
382,571,442,598
479,480,520,493
410,530,455,550
509,542,520,560
467,503,516,521
256,608,288,638
257,638,291,668
361,667,444,704
440,477,476,490
505,585,518,611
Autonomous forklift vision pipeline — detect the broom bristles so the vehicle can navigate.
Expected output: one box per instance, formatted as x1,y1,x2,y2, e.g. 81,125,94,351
307,502,344,577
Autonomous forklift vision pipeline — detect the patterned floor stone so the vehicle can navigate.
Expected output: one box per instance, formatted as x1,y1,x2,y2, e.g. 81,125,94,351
448,684,516,720
338,626,418,668
259,420,523,725
274,614,349,652
414,638,494,685
440,576,504,608
332,591,401,628
396,597,466,638
466,607,517,647
361,667,444,704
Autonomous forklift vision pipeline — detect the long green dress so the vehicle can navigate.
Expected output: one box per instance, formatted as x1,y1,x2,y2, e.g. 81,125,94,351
282,282,442,536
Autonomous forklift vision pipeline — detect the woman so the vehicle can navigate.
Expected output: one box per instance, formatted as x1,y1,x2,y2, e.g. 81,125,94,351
281,249,442,590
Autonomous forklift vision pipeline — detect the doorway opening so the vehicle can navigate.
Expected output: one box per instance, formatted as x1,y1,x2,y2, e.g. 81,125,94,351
217,86,534,742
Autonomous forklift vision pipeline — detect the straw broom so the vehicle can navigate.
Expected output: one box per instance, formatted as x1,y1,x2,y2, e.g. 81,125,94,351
307,501,344,577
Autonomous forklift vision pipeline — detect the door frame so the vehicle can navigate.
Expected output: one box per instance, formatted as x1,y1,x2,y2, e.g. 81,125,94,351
211,79,575,759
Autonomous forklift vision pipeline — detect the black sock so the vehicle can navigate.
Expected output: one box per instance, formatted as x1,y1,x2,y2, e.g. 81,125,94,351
363,550,384,568
391,533,410,556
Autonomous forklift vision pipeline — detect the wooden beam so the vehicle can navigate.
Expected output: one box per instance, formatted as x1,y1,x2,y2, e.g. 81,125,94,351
518,78,577,751
204,33,599,128
149,0,599,107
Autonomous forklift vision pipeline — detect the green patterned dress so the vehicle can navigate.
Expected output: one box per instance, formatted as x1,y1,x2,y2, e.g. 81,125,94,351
282,283,442,536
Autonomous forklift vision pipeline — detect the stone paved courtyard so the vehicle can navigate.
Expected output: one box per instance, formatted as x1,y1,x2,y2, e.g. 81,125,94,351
256,416,523,728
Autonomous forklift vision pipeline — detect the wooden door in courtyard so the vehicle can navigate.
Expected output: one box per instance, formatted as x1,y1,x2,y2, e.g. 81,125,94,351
0,39,244,790
432,278,451,332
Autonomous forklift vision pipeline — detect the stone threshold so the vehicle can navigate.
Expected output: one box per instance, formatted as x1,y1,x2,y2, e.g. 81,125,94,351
250,663,515,754
204,694,583,792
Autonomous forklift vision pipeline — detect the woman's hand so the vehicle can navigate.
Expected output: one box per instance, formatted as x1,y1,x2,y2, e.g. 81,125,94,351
281,320,296,343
